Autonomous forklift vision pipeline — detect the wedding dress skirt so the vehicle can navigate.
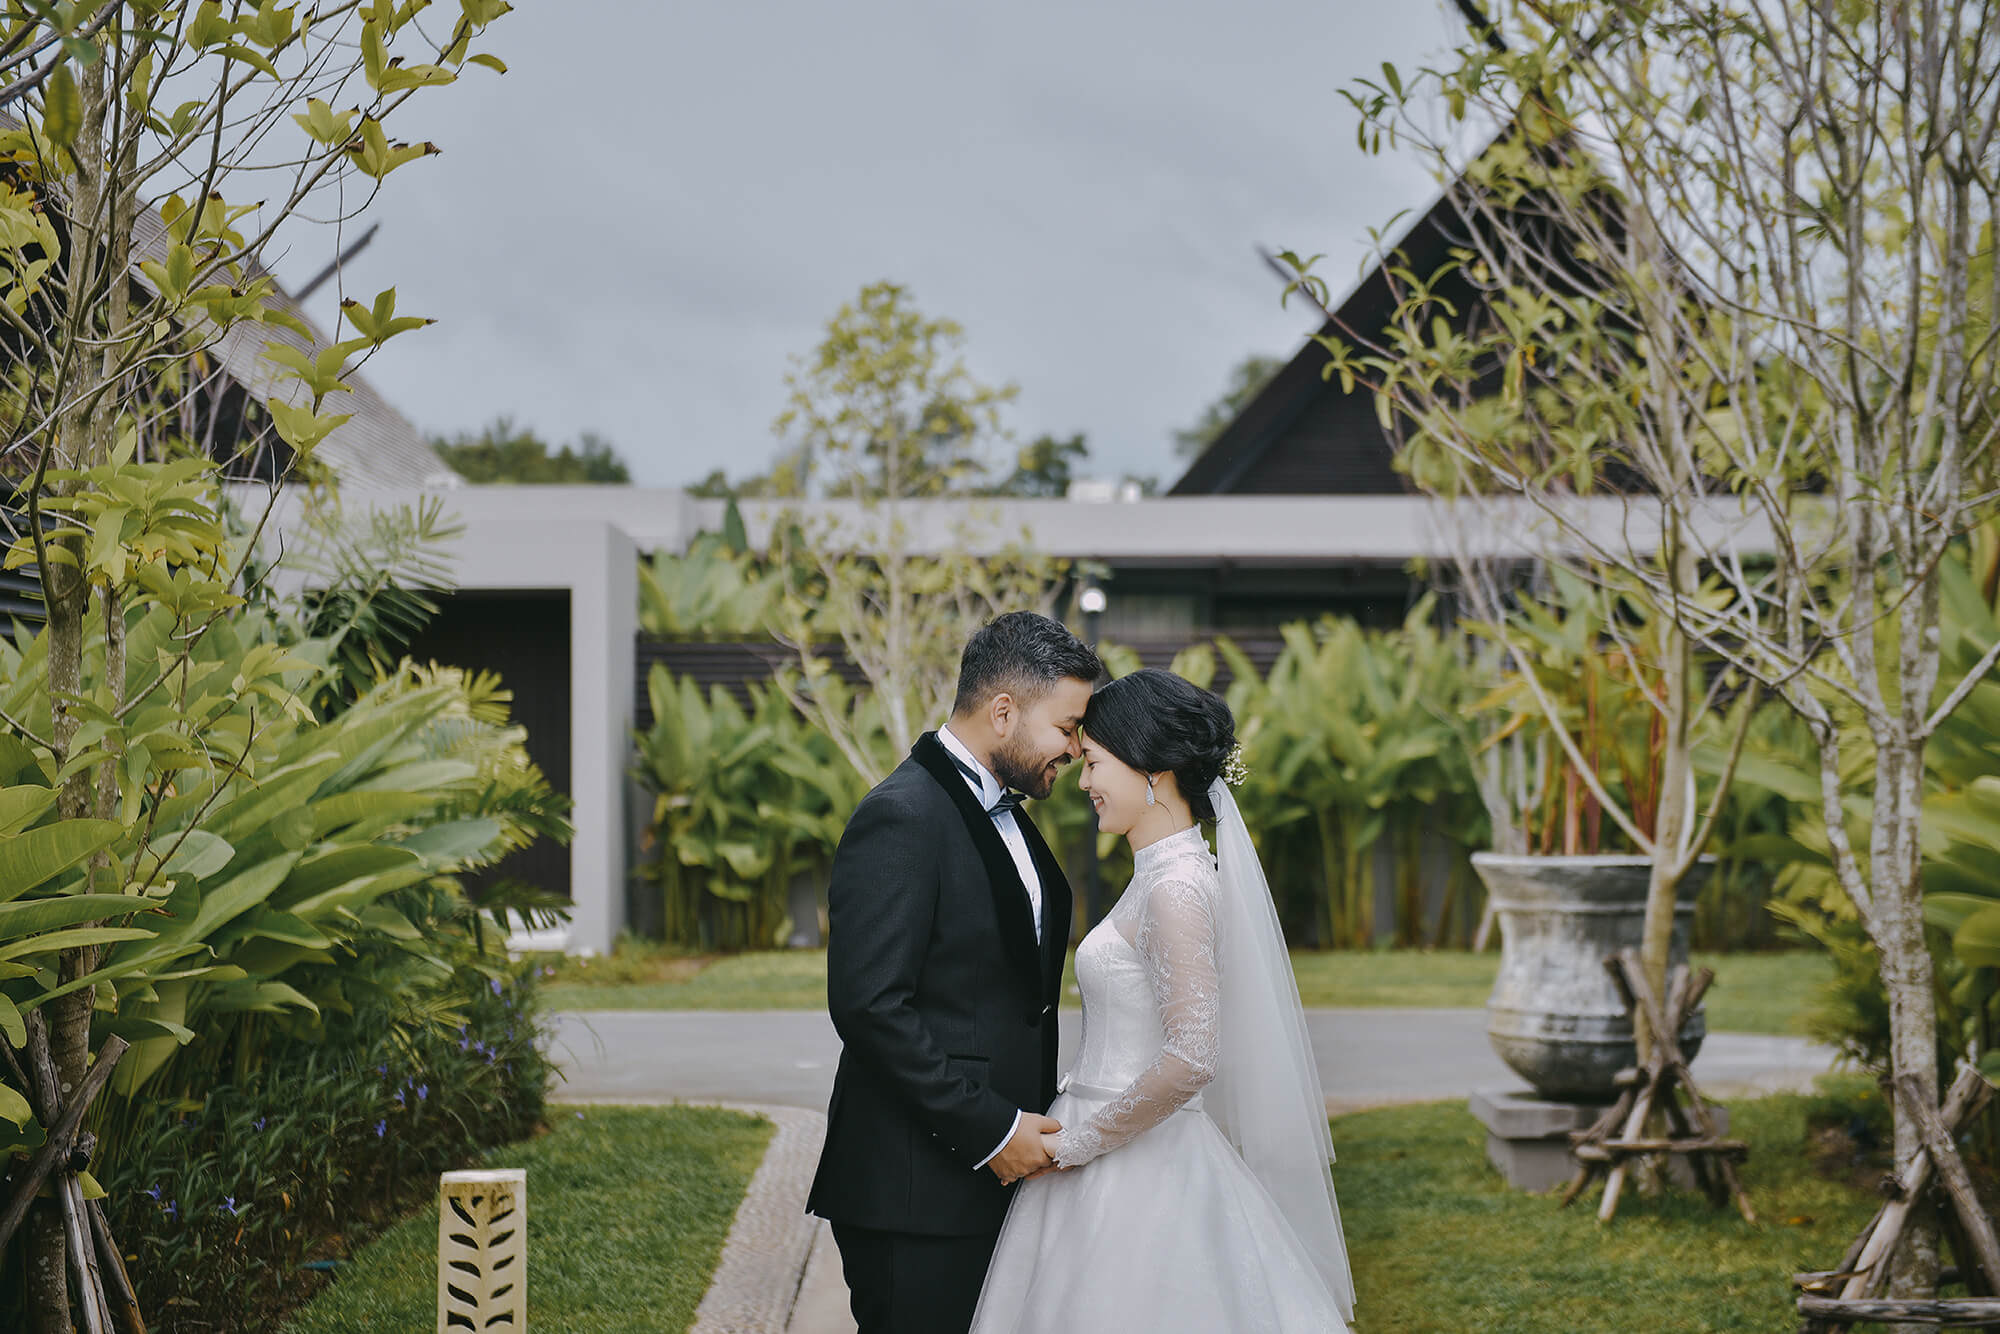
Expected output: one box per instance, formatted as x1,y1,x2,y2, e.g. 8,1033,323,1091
967,1084,1351,1332
969,827,1351,1333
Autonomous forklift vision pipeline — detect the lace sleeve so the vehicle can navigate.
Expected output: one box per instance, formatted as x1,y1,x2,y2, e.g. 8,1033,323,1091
1052,872,1220,1167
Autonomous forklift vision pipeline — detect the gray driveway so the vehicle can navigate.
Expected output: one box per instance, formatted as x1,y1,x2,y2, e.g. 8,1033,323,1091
547,1008,1841,1111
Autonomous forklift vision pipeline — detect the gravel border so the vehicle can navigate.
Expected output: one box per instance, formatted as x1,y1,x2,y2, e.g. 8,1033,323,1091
684,1102,828,1334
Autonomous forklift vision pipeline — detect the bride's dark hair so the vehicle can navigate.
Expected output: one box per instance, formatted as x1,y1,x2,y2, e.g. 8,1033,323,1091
1082,669,1236,822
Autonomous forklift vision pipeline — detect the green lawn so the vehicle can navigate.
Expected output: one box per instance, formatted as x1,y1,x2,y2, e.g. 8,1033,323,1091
282,1105,773,1334
543,942,1831,1035
1288,949,1831,1037
1331,1095,1875,1333
274,1089,1891,1334
541,945,833,1011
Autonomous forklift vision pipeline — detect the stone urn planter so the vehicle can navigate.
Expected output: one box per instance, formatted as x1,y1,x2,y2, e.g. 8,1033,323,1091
1473,853,1711,1101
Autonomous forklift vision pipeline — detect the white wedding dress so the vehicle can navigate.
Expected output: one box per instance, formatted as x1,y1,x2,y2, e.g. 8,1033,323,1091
968,824,1352,1333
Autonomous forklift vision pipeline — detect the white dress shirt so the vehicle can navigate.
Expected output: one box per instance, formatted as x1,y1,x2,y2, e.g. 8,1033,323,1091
937,725,1047,1172
937,725,1044,943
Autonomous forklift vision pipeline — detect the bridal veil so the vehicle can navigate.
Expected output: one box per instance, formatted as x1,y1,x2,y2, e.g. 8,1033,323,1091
1204,779,1355,1321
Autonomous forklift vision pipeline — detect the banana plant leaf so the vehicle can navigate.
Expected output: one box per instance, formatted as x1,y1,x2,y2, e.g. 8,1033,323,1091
1954,906,2000,970
0,785,56,837
0,894,149,936
0,818,124,904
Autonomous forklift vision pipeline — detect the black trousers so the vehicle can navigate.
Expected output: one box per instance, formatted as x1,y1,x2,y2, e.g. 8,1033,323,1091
830,1223,1000,1334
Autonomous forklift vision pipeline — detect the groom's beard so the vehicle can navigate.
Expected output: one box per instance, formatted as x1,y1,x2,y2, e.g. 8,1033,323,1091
992,736,1070,801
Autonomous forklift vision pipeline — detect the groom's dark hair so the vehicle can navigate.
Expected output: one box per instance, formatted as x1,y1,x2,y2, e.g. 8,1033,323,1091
952,612,1103,717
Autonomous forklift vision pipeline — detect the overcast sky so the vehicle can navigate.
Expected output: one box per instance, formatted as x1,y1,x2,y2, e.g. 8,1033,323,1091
267,1,1472,490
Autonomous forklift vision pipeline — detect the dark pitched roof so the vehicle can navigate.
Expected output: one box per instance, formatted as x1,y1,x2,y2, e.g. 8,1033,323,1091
129,209,448,490
1170,187,1469,496
1172,117,1616,499
0,111,445,490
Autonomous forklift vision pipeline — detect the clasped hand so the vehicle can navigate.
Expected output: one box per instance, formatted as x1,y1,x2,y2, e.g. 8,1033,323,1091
987,1112,1068,1185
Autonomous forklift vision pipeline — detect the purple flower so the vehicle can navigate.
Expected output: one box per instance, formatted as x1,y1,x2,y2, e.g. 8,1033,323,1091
374,1120,387,1138
416,1084,428,1101
252,1117,266,1132
489,977,503,997
376,1064,388,1077
163,1200,178,1220
145,1184,162,1201
458,1036,470,1051
218,1197,239,1217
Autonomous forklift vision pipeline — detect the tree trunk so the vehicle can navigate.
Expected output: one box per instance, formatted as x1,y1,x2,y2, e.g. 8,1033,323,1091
1876,737,1943,1319
28,28,118,1327
29,358,89,1334
1635,533,1696,1067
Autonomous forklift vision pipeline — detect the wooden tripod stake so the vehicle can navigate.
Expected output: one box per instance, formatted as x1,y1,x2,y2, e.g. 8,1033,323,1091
1792,1063,2000,1330
1559,949,1755,1224
0,1018,143,1334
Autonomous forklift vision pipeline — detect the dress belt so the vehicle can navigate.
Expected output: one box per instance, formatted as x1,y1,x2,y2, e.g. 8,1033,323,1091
1057,1072,1203,1113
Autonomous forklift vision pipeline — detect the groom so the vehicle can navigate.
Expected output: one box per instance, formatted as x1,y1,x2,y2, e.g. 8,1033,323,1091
806,611,1102,1334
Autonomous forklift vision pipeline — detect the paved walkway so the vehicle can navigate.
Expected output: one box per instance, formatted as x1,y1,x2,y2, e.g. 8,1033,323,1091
550,1007,1840,1333
686,1104,827,1334
547,1007,1840,1111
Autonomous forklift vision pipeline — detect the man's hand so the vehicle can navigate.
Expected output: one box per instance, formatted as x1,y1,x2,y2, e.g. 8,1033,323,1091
987,1112,1061,1185
1021,1130,1075,1182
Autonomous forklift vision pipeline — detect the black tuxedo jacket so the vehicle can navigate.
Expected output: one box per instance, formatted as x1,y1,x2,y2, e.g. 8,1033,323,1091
805,731,1073,1236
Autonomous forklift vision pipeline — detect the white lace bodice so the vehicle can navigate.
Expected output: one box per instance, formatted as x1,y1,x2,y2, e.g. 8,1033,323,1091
1051,825,1220,1168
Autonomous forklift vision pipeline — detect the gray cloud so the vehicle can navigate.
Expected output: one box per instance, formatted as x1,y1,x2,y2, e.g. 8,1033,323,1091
274,1,1468,487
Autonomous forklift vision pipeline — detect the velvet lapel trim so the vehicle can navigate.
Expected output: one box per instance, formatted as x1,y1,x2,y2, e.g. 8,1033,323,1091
1014,811,1072,1002
910,732,1041,983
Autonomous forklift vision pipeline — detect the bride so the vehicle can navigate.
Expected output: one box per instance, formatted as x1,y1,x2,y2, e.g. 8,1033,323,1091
968,669,1356,1333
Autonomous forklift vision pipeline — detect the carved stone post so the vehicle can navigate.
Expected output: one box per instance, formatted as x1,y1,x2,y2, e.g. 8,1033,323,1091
437,1169,526,1331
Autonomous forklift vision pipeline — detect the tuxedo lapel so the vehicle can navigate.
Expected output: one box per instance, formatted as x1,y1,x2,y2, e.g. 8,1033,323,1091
910,733,1041,983
1015,811,1072,1000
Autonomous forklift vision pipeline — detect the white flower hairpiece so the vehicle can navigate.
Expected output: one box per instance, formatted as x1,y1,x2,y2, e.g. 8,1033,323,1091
1222,743,1250,787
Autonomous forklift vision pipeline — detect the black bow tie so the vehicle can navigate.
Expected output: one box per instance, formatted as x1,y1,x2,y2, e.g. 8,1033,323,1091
951,754,1026,817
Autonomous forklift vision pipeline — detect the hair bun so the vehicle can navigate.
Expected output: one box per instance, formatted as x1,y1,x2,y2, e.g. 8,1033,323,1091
1082,669,1238,822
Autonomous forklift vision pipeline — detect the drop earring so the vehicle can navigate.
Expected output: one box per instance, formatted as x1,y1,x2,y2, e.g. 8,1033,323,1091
1145,776,1157,807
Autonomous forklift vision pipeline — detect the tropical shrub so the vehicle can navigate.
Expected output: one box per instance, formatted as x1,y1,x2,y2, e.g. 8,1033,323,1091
1459,568,1789,951
639,523,782,640
0,557,572,1321
0,0,517,1316
630,586,1804,954
0,609,566,1080
276,497,463,713
1470,570,1663,857
1216,605,1486,949
632,665,871,949
85,960,551,1332
1741,529,2000,1154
